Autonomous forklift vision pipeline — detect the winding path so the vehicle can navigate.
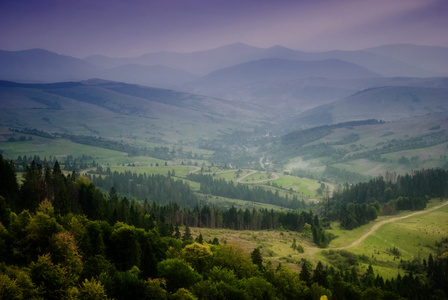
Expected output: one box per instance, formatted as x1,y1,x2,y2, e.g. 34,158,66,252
236,170,280,184
333,200,448,250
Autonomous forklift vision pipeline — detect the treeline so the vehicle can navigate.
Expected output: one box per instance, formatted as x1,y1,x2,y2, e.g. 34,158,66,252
328,168,448,229
322,165,371,184
11,127,55,139
10,127,175,160
281,119,382,147
88,170,198,207
12,154,98,172
186,173,307,210
0,155,329,246
146,203,332,247
346,130,448,161
272,120,383,166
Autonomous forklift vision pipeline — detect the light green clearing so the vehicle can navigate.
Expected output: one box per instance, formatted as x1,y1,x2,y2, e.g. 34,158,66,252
213,170,250,181
191,227,314,272
240,172,270,182
0,136,128,165
106,165,197,177
270,175,320,198
202,195,292,212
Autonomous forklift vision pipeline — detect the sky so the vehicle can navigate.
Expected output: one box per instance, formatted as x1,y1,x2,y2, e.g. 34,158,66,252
1,0,448,58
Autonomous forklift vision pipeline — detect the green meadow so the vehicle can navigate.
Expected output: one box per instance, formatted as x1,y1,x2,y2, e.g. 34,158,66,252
191,198,448,278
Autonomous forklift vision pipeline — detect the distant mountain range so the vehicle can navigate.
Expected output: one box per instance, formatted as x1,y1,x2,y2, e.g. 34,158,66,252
1,43,448,124
83,42,448,77
2,43,448,84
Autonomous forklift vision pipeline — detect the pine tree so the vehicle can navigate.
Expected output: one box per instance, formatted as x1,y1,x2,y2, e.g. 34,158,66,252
182,225,192,241
299,259,312,286
174,226,181,239
195,233,203,244
251,247,263,271
312,261,328,288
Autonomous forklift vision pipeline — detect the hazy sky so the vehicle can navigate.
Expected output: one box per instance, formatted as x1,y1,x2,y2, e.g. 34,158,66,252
1,0,448,58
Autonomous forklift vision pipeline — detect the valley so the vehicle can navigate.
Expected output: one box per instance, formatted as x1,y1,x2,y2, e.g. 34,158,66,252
1,42,448,299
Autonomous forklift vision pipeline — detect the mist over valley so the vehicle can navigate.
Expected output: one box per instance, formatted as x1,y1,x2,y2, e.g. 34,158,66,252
1,1,448,298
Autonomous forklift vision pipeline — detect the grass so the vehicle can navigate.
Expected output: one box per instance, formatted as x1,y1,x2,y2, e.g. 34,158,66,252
0,135,128,165
190,227,315,272
106,165,198,177
240,171,270,182
203,195,293,211
187,198,448,280
325,198,448,278
269,175,320,198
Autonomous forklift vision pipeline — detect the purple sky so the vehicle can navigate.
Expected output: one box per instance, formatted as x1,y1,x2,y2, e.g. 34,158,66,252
1,0,448,58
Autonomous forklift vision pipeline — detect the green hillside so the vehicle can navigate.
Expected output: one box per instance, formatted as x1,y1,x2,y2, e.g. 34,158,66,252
0,80,266,145
272,114,448,182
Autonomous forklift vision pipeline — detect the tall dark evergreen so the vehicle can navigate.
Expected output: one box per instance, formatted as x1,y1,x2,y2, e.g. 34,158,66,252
52,161,69,215
19,161,45,212
299,260,312,286
182,225,192,241
0,155,20,212
312,261,328,288
251,247,264,271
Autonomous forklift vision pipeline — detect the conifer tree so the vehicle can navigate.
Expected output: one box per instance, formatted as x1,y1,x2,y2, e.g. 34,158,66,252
195,233,203,244
251,247,263,271
174,225,181,239
299,259,312,286
182,225,192,241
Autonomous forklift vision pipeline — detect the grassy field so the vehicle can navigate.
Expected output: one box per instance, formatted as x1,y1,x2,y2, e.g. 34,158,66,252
202,194,294,211
190,227,314,272
325,199,448,278
189,198,448,279
106,165,199,177
269,175,320,198
0,135,128,164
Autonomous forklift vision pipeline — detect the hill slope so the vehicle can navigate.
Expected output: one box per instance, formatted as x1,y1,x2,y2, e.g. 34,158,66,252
288,86,448,129
0,80,266,143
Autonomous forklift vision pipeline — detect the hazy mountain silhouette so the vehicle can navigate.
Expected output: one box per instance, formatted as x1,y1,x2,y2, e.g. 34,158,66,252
84,43,448,77
2,43,448,86
94,64,198,89
0,49,99,82
366,44,448,76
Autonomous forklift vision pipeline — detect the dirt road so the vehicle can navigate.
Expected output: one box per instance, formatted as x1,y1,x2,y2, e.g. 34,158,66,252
334,200,448,250
236,170,280,184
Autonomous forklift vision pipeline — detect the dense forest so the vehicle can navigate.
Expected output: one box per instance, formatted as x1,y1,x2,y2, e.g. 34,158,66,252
327,169,448,229
88,169,198,207
1,155,447,299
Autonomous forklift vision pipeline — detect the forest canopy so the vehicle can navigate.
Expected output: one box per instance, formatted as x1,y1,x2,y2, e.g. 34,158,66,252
0,155,447,299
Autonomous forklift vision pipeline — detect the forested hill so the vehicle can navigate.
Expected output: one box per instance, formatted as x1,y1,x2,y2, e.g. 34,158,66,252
1,155,448,298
